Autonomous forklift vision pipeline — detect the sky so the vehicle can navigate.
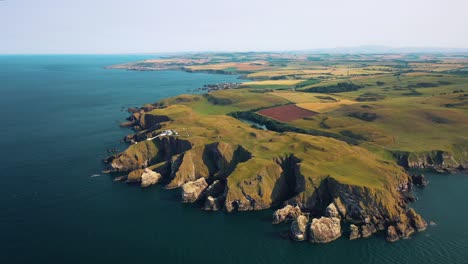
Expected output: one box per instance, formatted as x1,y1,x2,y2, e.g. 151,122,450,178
1,0,468,54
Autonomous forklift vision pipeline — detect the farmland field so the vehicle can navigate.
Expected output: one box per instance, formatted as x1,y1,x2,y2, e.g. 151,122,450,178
257,104,318,122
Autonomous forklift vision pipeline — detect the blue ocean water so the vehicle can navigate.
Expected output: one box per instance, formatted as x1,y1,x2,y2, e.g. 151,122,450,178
0,55,467,264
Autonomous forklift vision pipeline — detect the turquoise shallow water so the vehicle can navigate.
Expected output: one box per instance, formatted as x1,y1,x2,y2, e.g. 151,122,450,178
0,55,467,264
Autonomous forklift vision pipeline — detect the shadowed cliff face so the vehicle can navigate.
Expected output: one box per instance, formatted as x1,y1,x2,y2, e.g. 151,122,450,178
104,137,192,172
223,155,302,212
392,145,468,173
165,142,252,189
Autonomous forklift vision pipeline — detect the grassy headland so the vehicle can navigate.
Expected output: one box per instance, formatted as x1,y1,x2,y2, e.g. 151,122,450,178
105,52,468,242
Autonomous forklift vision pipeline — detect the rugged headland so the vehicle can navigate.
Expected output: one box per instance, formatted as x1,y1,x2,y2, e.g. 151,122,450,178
105,52,468,243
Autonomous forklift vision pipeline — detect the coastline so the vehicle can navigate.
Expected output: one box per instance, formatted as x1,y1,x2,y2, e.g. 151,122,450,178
102,53,467,244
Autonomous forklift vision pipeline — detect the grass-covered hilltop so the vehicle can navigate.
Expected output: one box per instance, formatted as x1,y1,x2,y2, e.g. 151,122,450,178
105,52,468,243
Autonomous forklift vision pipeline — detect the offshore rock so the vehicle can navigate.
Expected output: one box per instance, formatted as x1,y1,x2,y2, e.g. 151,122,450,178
127,107,139,113
349,224,361,240
203,196,221,211
309,217,341,243
386,225,399,242
290,215,308,241
181,178,208,203
141,168,162,187
272,205,302,224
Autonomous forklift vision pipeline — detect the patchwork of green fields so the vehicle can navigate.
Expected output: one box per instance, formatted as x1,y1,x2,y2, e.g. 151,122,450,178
131,52,468,166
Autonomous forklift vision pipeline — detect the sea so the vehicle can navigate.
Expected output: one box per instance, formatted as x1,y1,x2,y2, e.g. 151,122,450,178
0,55,467,264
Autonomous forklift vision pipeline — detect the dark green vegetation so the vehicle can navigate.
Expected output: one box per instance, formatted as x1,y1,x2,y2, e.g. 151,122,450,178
302,82,364,93
295,78,321,88
228,109,360,145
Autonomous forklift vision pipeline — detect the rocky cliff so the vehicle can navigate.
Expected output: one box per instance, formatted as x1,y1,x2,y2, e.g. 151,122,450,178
392,146,468,173
105,102,429,243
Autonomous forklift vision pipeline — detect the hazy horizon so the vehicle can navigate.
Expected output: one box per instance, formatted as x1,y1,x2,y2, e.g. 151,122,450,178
1,0,468,54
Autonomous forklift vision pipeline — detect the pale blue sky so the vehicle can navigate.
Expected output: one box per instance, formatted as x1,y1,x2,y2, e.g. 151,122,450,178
1,0,467,54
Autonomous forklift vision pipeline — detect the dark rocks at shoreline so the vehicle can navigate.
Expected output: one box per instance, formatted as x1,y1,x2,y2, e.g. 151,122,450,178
407,208,427,231
386,226,399,242
204,180,225,198
106,147,118,154
272,205,303,224
361,224,378,238
203,196,222,211
392,150,467,174
349,224,361,240
410,173,428,187
127,107,139,113
119,121,135,128
113,175,127,182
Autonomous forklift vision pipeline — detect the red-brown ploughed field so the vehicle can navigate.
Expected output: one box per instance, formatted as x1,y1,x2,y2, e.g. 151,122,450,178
257,104,318,122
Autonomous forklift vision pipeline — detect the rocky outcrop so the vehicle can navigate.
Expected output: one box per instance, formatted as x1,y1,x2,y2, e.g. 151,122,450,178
325,203,340,218
361,224,377,238
282,173,430,242
410,173,428,187
309,217,341,243
386,225,399,242
382,208,427,241
181,178,208,203
349,224,360,240
119,121,135,128
141,168,162,187
126,168,162,186
127,107,139,113
105,140,159,172
290,215,308,241
202,181,226,211
393,148,468,173
272,205,302,224
203,196,222,211
205,180,225,198
407,208,427,231
127,169,145,182
396,215,415,239
104,137,192,172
